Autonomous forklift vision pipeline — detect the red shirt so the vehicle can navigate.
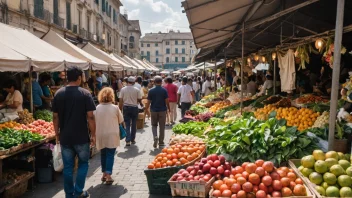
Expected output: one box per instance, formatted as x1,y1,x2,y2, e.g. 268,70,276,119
164,83,178,102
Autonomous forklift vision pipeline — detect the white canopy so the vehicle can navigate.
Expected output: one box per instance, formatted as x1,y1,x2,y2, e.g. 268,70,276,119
82,43,123,71
172,71,181,74
122,56,145,70
111,54,135,70
143,60,159,71
196,61,224,69
255,63,269,71
136,59,154,71
42,29,108,71
160,70,171,74
132,59,148,70
0,44,30,72
0,23,88,71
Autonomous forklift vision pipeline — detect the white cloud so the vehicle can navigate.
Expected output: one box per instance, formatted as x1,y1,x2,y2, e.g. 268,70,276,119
123,0,140,5
129,9,140,19
141,0,173,13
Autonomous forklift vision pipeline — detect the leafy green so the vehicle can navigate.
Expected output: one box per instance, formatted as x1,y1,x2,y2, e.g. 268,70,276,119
190,105,208,115
0,128,44,149
206,117,319,165
304,127,328,140
34,110,53,122
172,121,210,137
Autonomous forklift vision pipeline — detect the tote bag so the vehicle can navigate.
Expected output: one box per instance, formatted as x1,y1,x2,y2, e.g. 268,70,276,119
119,125,126,140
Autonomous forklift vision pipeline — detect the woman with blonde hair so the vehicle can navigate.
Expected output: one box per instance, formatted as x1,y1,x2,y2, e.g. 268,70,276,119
95,87,124,184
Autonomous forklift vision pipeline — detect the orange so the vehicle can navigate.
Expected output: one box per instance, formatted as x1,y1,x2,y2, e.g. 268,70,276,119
155,162,161,168
192,153,198,159
181,147,187,152
148,164,155,169
175,161,182,166
173,148,180,154
171,145,176,149
162,148,167,153
167,148,173,154
187,147,194,154
172,159,178,165
161,163,167,168
166,160,173,166
171,153,177,159
177,152,184,158
157,157,163,162
180,158,188,164
196,150,202,154
187,155,194,162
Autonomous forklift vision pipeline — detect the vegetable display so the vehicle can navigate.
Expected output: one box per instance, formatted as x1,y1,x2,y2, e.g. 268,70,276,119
19,120,55,138
190,105,208,115
206,116,318,165
169,134,204,145
0,128,44,150
172,121,210,137
17,109,35,125
33,110,53,122
312,111,329,128
0,121,20,130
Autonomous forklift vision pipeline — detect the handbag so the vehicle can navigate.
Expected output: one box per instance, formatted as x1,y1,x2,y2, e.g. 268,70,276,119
119,124,126,140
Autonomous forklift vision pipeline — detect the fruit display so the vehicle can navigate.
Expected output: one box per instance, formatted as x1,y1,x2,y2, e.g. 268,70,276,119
0,128,44,150
206,116,318,165
172,121,210,137
17,109,35,124
224,106,255,119
273,98,292,108
296,94,329,104
312,111,329,128
299,150,352,197
169,134,204,145
195,112,214,122
147,143,206,169
33,109,53,122
0,121,20,130
169,154,232,182
209,100,231,113
18,120,55,138
263,95,282,105
254,105,320,131
210,160,308,198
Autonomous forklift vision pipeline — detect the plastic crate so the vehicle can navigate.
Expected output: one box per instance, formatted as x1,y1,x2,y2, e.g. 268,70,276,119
144,166,184,195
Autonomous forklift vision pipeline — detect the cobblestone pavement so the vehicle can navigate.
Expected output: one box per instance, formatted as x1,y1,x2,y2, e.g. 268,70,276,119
23,118,175,198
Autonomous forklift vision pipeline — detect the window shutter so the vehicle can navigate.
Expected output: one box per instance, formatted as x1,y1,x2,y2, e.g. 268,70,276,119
66,2,71,30
102,0,105,12
109,6,111,17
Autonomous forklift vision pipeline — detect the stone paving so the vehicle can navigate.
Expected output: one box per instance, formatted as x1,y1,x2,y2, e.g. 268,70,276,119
22,119,175,198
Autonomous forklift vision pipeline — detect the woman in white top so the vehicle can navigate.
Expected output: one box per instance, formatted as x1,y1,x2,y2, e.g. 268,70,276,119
258,75,274,96
1,79,23,113
95,87,124,184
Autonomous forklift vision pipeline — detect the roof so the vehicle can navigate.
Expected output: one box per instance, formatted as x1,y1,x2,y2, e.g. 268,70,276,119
119,14,130,25
182,0,352,62
128,20,141,33
140,32,193,42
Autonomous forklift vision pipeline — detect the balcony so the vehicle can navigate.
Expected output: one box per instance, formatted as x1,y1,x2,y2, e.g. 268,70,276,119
88,32,94,40
79,28,87,38
53,15,65,28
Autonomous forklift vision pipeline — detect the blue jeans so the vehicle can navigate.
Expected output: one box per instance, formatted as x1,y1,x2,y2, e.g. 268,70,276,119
61,143,90,198
101,148,116,175
123,106,138,142
195,90,201,101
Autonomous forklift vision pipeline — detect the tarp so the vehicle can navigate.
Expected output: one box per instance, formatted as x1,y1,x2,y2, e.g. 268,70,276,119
196,61,224,69
134,59,150,70
0,44,30,72
122,56,145,70
42,29,109,70
137,59,155,71
82,43,123,71
0,23,88,71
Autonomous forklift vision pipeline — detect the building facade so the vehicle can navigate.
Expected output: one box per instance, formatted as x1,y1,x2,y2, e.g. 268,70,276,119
118,13,129,56
140,30,196,69
128,20,141,59
0,0,123,53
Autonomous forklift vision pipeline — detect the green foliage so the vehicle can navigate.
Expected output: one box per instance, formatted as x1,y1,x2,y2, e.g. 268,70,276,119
190,105,208,115
206,117,319,165
34,110,53,122
172,121,210,137
0,128,44,149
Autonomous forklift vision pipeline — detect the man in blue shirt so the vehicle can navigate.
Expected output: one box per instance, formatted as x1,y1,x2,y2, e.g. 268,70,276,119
146,76,170,148
32,72,51,110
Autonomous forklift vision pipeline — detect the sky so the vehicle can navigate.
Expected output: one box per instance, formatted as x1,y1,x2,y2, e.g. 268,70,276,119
120,0,191,36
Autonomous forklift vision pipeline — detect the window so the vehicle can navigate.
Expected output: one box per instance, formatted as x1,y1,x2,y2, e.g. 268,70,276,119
78,10,82,29
166,41,170,45
166,57,170,63
102,0,105,12
109,5,111,17
113,9,116,23
66,2,71,29
141,51,144,55
87,16,90,32
175,57,178,62
147,44,150,47
182,40,185,45
34,0,44,19
182,57,185,62
166,48,170,54
95,0,99,4
175,40,178,45
53,0,59,25
141,43,144,47
105,2,108,15
147,51,150,57
182,48,185,54
156,58,159,63
190,45,192,48
156,50,159,56
96,20,99,37
129,36,134,42
155,43,158,47
175,48,178,54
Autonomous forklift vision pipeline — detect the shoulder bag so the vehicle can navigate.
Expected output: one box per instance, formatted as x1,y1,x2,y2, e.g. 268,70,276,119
117,105,126,140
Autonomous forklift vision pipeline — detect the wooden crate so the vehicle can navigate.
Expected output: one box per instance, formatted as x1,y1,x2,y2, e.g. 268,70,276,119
4,172,34,198
168,176,215,197
137,118,144,129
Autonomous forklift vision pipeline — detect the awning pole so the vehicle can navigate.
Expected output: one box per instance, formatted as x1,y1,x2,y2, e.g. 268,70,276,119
224,49,227,99
29,67,33,113
203,62,206,80
108,67,111,85
273,54,276,95
328,0,345,151
214,55,217,89
240,22,245,114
